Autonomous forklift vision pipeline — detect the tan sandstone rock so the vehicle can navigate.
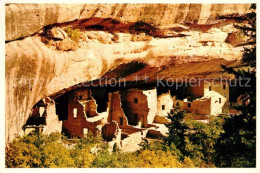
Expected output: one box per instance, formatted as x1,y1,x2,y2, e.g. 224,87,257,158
5,4,251,142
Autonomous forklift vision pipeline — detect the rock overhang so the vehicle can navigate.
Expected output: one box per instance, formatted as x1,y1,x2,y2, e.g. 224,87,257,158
5,3,252,143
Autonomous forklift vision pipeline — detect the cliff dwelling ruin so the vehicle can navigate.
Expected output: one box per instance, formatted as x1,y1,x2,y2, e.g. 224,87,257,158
5,4,254,153
22,79,235,152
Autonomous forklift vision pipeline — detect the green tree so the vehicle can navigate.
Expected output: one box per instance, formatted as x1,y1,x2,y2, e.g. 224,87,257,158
164,110,223,167
216,4,256,167
164,110,187,158
184,116,223,166
6,132,75,168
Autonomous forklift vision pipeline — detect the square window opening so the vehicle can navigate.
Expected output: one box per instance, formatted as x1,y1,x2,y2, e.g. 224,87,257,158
162,105,165,110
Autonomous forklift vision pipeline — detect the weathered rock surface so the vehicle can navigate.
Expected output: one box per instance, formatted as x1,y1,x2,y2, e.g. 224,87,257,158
5,4,251,142
47,27,68,40
6,4,251,41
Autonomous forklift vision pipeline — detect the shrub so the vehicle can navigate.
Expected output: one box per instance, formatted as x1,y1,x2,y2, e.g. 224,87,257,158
134,150,184,168
6,132,198,168
6,132,74,168
5,137,42,168
65,28,81,42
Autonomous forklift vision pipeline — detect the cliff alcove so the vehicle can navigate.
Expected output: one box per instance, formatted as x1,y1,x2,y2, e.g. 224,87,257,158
5,3,252,143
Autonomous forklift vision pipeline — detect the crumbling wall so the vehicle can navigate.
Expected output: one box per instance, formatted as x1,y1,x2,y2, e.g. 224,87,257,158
143,89,157,125
146,129,165,139
109,92,129,128
25,106,46,126
101,121,121,143
42,102,62,135
121,88,157,128
156,91,173,117
74,88,99,117
120,131,144,152
84,100,99,117
204,80,229,115
120,89,148,127
173,99,184,109
180,98,211,115
63,89,103,137
192,98,211,115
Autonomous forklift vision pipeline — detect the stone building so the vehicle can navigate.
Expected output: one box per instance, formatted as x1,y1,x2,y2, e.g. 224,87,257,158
156,91,174,117
173,96,211,115
62,88,109,138
23,98,62,136
120,88,157,128
42,103,63,135
57,87,163,151
22,79,230,152
173,80,229,116
154,91,173,124
108,92,128,128
204,80,229,115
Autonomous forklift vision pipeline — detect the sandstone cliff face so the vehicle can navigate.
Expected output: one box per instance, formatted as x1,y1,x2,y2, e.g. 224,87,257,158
6,4,250,41
5,3,251,142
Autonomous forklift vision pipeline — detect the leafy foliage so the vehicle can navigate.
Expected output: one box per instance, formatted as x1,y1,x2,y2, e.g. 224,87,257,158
6,132,74,168
216,4,256,167
6,132,197,168
184,117,223,166
6,5,256,167
164,110,223,167
164,110,187,152
65,28,81,42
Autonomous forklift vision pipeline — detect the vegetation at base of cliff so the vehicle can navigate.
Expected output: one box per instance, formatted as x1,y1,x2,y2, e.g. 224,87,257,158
5,113,222,168
5,132,197,168
5,113,223,168
6,107,255,168
5,4,256,169
164,110,223,167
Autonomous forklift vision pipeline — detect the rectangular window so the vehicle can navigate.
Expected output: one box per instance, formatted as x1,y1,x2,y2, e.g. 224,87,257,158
83,128,88,137
223,84,226,90
209,86,211,91
188,103,191,108
162,105,165,110
39,107,45,117
73,108,77,118
120,117,123,126
134,98,138,103
219,98,221,103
